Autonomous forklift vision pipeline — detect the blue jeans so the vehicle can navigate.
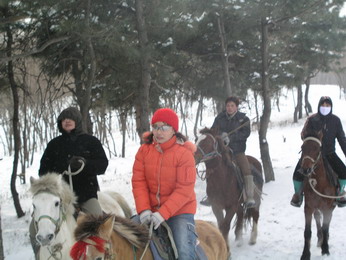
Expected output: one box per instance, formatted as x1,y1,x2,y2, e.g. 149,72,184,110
166,214,197,260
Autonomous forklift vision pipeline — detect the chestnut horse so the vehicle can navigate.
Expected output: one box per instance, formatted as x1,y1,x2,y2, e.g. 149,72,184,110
299,130,338,260
194,128,263,249
70,214,229,260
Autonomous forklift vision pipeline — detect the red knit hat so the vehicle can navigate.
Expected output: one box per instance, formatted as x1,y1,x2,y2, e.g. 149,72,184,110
151,108,179,132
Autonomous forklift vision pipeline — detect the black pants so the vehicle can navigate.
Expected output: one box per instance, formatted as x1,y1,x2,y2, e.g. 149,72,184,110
293,152,346,182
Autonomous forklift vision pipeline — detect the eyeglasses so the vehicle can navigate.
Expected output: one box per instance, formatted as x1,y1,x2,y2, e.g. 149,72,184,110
152,125,172,132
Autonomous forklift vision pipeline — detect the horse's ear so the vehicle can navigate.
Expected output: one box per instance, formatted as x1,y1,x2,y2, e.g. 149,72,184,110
76,212,87,225
100,215,115,240
30,176,37,184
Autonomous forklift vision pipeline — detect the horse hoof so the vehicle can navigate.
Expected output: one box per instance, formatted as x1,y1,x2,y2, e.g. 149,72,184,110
235,239,243,247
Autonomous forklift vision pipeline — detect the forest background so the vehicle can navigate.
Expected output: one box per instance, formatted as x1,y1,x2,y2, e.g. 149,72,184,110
1,1,346,256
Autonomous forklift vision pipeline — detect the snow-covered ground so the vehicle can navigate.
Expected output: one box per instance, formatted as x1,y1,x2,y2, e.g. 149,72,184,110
1,84,346,259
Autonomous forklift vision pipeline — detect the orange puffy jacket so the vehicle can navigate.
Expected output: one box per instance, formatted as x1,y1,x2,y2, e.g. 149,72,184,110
132,135,197,220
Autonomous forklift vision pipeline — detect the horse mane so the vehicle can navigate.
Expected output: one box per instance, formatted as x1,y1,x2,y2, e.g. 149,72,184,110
30,173,76,217
199,127,234,168
74,214,150,249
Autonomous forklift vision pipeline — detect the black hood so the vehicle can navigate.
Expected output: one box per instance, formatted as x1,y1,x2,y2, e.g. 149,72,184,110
317,96,333,116
57,107,84,135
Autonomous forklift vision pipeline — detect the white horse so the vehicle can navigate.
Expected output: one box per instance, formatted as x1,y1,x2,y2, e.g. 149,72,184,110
30,173,132,260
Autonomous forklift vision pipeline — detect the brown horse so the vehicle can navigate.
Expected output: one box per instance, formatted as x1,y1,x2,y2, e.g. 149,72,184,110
70,214,229,260
194,128,263,249
299,130,337,260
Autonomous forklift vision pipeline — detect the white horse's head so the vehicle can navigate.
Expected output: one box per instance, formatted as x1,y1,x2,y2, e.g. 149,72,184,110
30,173,76,247
32,191,62,246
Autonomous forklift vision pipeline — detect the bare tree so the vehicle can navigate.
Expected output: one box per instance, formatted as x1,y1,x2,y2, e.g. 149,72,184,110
134,0,151,138
259,18,275,182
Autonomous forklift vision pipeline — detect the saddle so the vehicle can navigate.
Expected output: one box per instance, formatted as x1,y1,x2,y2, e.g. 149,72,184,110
322,157,339,188
150,222,207,260
131,216,207,260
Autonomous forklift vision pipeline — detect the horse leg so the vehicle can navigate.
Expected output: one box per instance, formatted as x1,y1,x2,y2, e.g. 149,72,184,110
301,207,313,260
249,208,259,245
220,208,236,252
313,210,322,247
234,207,243,247
211,205,224,229
321,210,333,256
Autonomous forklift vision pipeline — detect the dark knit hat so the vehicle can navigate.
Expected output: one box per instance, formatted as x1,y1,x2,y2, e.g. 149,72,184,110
151,108,179,132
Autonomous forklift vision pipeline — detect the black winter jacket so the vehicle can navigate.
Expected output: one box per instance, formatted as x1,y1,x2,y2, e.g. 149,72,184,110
39,107,108,204
211,111,250,154
302,113,346,157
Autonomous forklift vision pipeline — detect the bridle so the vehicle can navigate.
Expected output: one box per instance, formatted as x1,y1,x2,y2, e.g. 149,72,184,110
33,191,66,237
300,136,322,176
196,134,222,163
300,136,345,199
32,191,67,260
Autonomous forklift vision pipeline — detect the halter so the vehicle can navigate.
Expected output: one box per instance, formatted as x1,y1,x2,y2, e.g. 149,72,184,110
33,191,66,236
196,134,222,163
71,236,116,260
32,191,67,259
301,136,322,176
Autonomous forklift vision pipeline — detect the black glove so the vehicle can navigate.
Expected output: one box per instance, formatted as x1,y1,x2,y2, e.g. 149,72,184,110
68,156,86,171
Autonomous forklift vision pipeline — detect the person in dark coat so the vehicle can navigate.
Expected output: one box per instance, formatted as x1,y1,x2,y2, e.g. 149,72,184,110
200,96,255,208
39,107,108,211
290,96,346,208
30,107,108,258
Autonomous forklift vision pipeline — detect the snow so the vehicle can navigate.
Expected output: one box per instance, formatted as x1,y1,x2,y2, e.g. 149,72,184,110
1,84,346,260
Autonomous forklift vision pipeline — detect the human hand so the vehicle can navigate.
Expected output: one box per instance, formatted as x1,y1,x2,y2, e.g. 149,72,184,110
151,212,164,230
221,132,230,146
139,210,152,225
69,156,86,171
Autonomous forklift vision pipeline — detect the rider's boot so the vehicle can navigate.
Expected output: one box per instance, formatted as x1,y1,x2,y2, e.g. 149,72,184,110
200,196,211,206
290,180,303,207
336,179,346,208
244,175,256,208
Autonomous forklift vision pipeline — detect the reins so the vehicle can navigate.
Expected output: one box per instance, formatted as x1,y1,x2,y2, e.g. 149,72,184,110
196,134,222,163
302,136,344,200
62,160,85,191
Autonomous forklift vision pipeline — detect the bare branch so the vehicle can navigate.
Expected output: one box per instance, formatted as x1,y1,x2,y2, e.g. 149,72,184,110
0,36,69,64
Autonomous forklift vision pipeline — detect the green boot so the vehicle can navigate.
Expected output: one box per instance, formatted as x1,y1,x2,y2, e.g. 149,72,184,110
336,179,346,208
290,180,303,207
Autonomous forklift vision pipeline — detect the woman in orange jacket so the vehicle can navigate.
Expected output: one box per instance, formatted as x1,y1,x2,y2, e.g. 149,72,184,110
132,108,198,259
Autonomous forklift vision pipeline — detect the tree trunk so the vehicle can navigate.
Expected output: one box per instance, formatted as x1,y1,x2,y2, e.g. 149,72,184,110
0,205,4,260
293,85,303,123
79,0,96,135
6,20,25,217
194,97,203,141
259,18,275,183
217,14,232,97
120,109,127,158
304,78,312,116
135,0,151,139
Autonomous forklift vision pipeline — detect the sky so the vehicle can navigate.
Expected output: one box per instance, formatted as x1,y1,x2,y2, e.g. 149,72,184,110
1,84,346,260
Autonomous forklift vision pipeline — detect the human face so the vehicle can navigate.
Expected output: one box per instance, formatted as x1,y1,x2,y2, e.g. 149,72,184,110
319,102,331,116
61,119,76,133
226,101,238,116
152,122,175,144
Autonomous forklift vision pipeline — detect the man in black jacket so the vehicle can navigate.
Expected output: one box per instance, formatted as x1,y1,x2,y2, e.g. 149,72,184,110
200,96,255,208
30,107,108,257
290,96,346,208
39,106,108,212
